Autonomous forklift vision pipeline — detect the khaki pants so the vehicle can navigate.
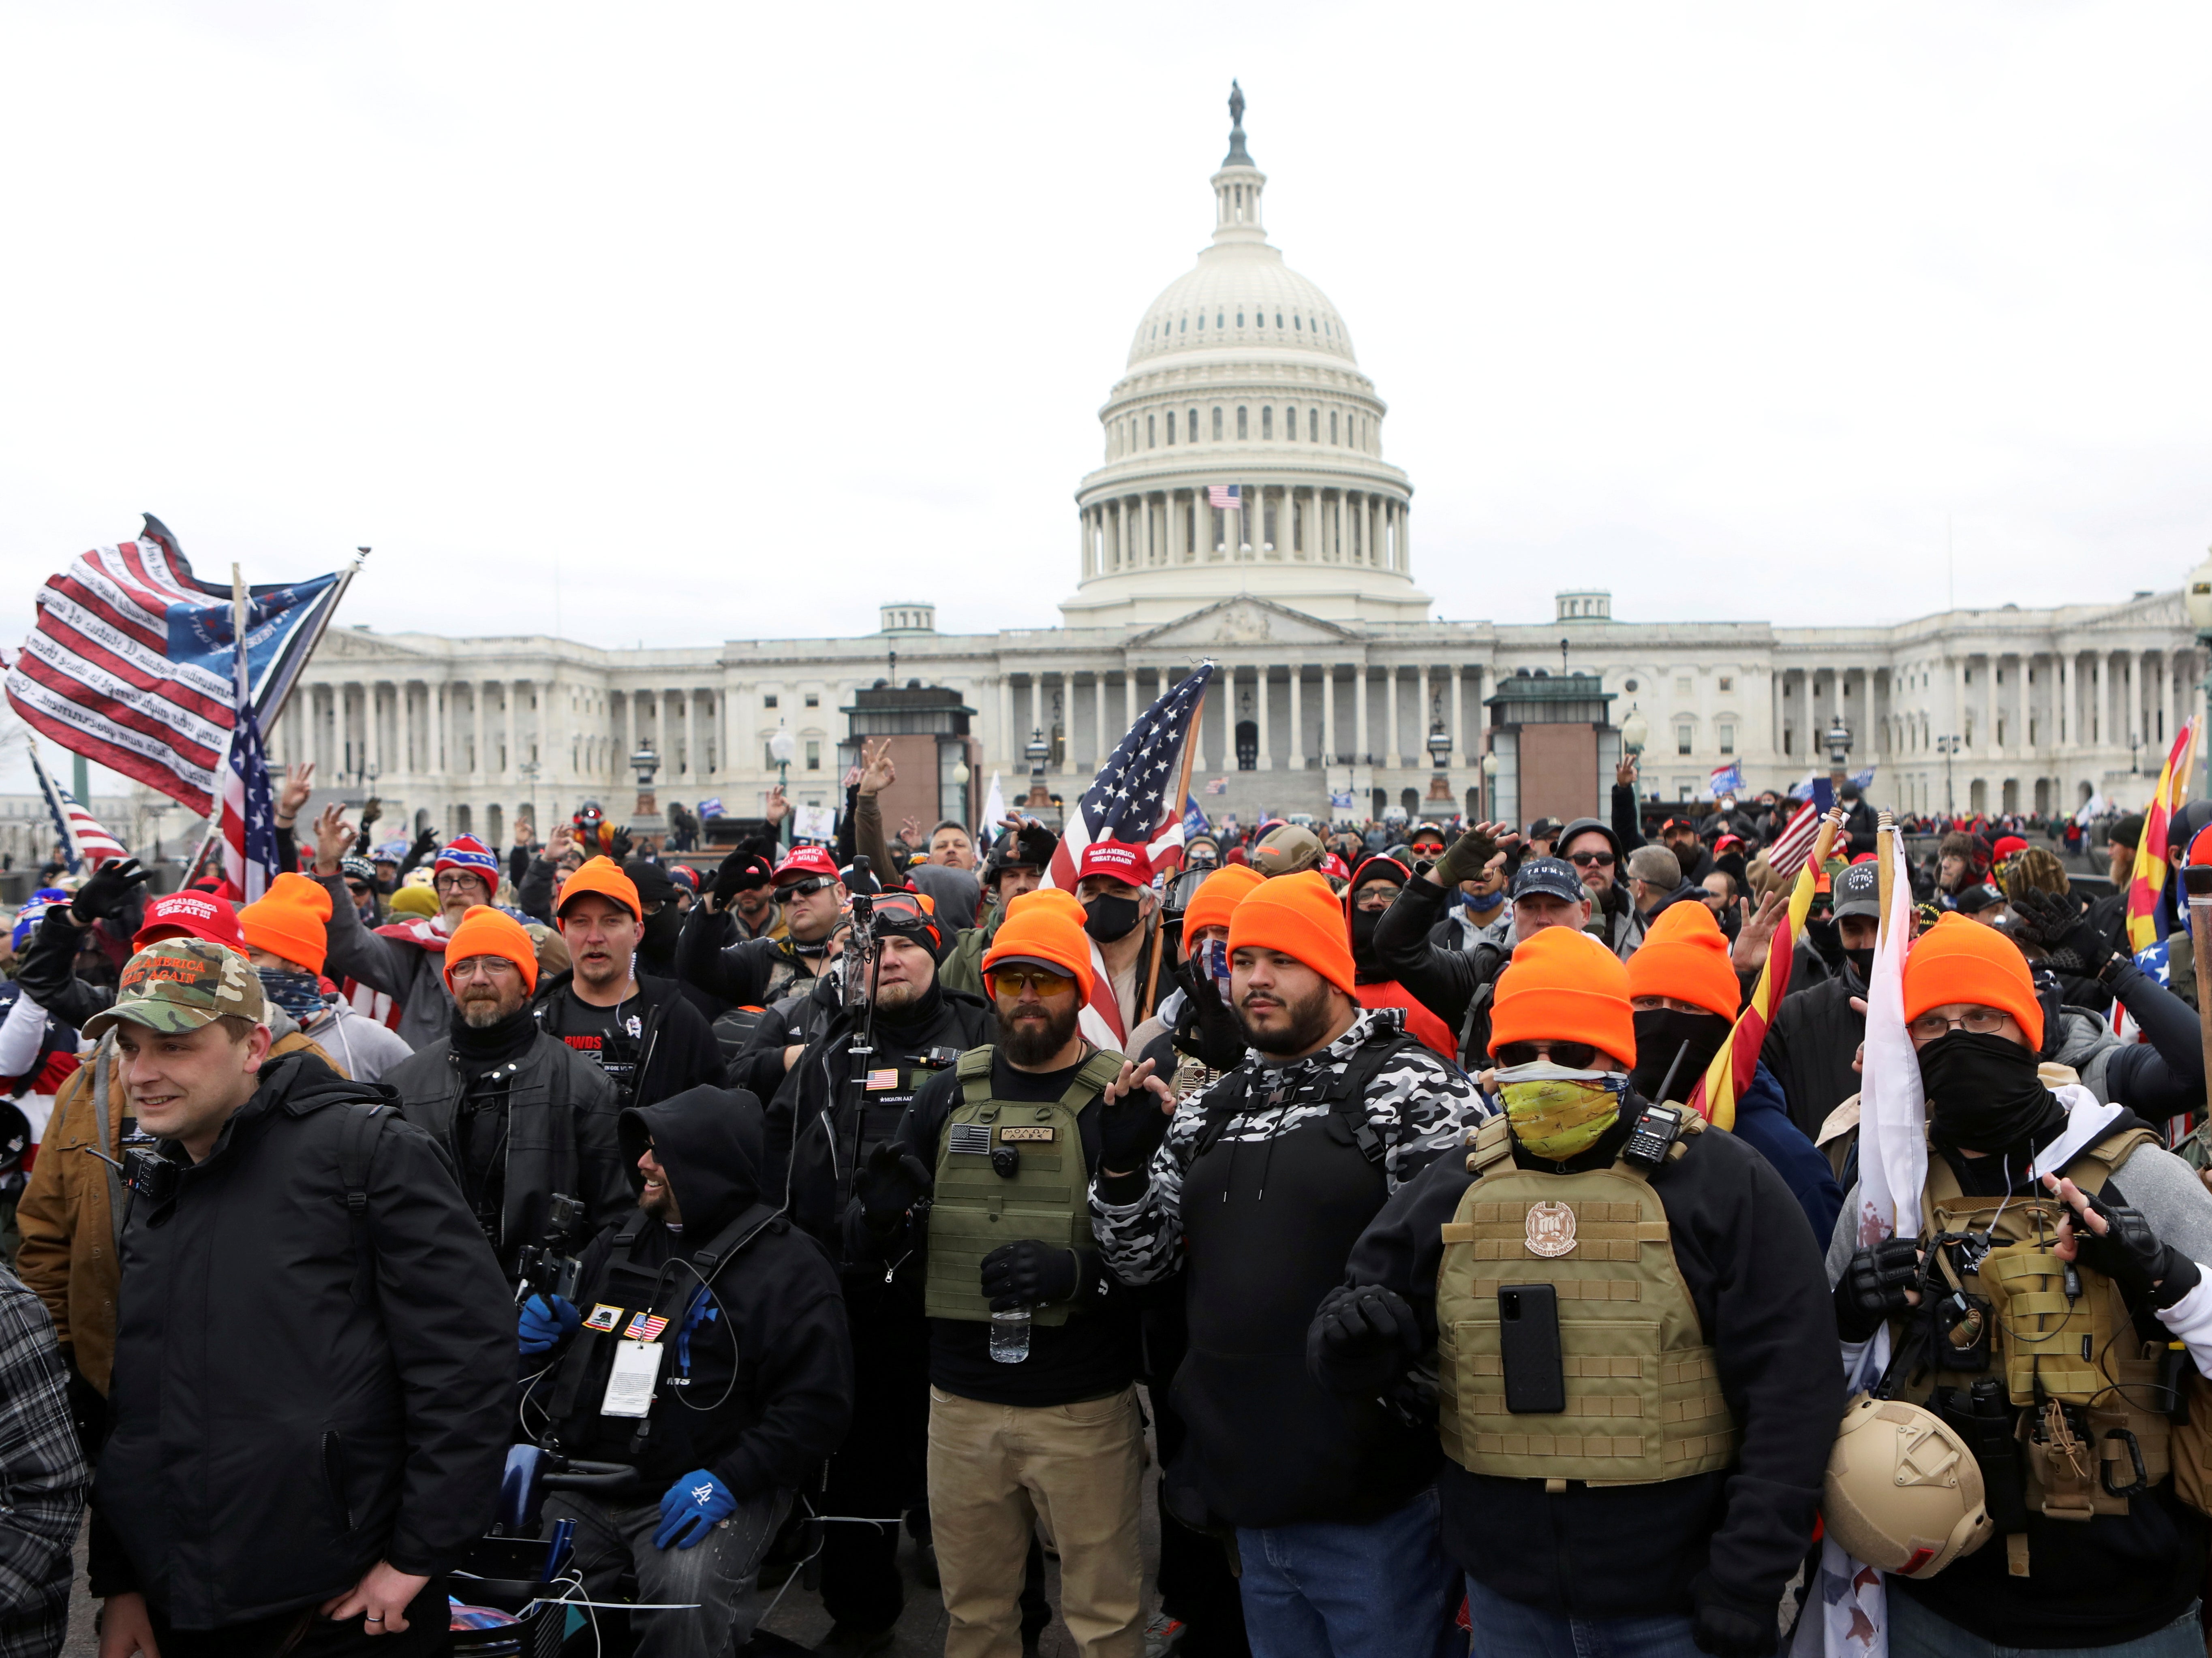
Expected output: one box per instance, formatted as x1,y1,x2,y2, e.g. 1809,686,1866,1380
927,1382,1146,1658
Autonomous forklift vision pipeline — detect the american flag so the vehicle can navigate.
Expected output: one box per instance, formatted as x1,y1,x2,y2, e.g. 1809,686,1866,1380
1045,662,1215,1048
1202,776,1227,796
1762,797,1826,879
24,745,126,871
219,652,282,905
1207,485,1241,511
3,517,348,816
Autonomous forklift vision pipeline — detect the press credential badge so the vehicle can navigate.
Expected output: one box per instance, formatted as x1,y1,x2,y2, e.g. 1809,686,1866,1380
601,1339,665,1417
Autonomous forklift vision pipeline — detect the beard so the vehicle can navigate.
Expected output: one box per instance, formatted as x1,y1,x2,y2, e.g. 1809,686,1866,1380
1236,976,1340,1058
460,989,519,1028
999,996,1080,1066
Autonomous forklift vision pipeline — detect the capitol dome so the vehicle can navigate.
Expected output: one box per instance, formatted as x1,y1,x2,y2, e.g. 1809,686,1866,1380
1064,84,1428,629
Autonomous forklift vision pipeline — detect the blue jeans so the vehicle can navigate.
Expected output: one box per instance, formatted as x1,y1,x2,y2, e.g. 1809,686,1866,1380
1234,1487,1461,1658
1462,1576,1703,1658
1887,1593,2204,1658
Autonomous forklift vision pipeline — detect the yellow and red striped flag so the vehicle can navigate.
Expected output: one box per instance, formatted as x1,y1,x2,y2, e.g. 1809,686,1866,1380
2125,717,2200,955
1690,809,1842,1130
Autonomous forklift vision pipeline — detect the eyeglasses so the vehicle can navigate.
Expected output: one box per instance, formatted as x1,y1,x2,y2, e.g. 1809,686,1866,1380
344,881,371,897
1566,852,1615,869
449,955,522,982
780,877,836,897
432,873,485,893
1494,1040,1600,1068
987,968,1077,999
1908,1008,2013,1041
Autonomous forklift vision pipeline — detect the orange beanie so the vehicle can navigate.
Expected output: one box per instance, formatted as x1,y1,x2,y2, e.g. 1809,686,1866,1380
983,887,1096,1000
1227,870,1356,998
443,904,541,994
557,855,641,924
1489,926,1637,1066
1183,864,1264,937
1625,901,1739,1020
237,872,332,975
1902,912,2043,1049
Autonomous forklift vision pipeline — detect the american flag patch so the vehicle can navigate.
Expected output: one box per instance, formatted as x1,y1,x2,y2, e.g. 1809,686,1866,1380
948,1123,992,1156
624,1312,670,1342
864,1069,901,1091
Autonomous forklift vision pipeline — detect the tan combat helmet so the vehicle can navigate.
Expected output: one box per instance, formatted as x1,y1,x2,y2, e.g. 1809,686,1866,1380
1822,1395,1994,1580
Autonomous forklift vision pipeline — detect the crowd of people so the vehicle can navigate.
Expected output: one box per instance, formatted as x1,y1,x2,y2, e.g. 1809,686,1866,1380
0,738,2206,1658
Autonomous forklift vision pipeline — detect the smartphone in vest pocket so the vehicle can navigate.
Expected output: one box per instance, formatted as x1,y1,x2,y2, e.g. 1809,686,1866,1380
1499,1284,1566,1414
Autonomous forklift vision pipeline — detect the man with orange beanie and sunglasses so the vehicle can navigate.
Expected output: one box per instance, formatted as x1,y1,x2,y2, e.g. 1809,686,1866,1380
848,886,1149,1658
1316,925,1840,1658
1090,870,1486,1657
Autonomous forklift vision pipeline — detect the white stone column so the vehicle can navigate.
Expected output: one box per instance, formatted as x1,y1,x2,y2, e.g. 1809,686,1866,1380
1382,666,1399,767
997,676,1014,770
472,684,487,777
1400,502,1411,573
1288,667,1305,769
2060,653,2075,748
2127,654,2143,750
1028,675,1043,756
1417,664,1432,766
1123,670,1135,730
1093,675,1106,771
1354,665,1369,763
1322,666,1337,762
1256,664,1273,770
1452,666,1467,764
499,682,516,780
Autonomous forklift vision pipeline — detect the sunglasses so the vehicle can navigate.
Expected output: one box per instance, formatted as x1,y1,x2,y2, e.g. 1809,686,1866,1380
1494,1041,1601,1068
780,877,837,897
987,968,1078,999
1566,851,1615,868
344,881,372,896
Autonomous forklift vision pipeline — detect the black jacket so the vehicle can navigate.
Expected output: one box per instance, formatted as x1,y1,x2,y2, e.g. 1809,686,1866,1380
14,910,112,1030
725,971,843,1102
382,1027,632,1277
539,1087,851,1499
1761,967,1867,1139
531,968,723,1115
1342,1108,1842,1620
768,985,993,1257
675,906,830,1009
1369,873,1508,1064
92,1053,512,1629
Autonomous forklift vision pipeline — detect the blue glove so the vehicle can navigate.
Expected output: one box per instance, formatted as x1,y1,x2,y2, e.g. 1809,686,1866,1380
518,1294,579,1356
655,1468,738,1550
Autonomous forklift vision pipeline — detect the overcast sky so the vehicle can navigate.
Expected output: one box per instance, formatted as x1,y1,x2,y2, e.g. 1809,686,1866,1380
3,2,2208,792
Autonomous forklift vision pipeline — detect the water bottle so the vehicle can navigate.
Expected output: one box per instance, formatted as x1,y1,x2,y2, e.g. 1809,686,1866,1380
989,1307,1032,1364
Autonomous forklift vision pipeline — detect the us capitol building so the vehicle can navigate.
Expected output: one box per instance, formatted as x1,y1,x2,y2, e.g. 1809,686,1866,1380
276,90,2203,843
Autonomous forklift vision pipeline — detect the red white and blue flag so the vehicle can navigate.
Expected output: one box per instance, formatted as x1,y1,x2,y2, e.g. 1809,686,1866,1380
1207,485,1241,511
219,647,281,906
1044,662,1215,1047
4,516,347,816
24,745,126,872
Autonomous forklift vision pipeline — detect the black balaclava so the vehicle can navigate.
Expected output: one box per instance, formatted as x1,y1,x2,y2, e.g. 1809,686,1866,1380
1919,1030,2066,1179
448,1001,539,1075
1631,1007,1731,1104
1843,947,1874,986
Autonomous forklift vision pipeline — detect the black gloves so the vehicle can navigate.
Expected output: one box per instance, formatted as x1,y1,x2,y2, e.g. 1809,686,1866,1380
852,1141,933,1236
1172,958,1247,1073
2010,887,2113,976
1835,1237,1921,1342
1690,1573,1777,1658
2063,1188,2203,1311
1098,1078,1174,1178
712,851,772,909
980,1240,1083,1310
70,858,147,924
1431,827,1497,891
1306,1283,1422,1396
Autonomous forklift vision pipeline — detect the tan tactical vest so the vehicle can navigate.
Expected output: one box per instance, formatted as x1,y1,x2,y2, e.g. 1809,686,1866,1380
1435,1114,1739,1483
923,1045,1124,1325
1902,1126,2171,1524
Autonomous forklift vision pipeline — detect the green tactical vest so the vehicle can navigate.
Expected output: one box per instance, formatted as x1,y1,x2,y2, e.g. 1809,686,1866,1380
1434,1114,1739,1483
923,1045,1126,1325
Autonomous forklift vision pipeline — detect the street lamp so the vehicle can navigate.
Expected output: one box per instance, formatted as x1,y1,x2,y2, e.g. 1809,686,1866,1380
1425,722,1453,803
1480,749,1499,821
767,726,795,791
518,758,540,838
1619,705,1648,756
1025,726,1051,809
1936,734,1962,817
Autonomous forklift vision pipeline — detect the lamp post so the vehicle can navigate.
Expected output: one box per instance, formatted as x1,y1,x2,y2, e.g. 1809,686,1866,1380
1425,722,1453,803
1936,734,1962,818
517,758,540,840
626,743,666,849
767,727,795,846
1825,715,1853,801
1480,750,1499,823
951,758,971,832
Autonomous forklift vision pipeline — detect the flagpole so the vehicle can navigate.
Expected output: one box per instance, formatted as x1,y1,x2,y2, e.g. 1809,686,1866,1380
186,566,254,887
1138,676,1211,1025
261,553,362,728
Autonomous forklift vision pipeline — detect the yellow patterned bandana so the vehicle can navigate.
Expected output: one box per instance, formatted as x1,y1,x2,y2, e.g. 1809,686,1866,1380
1496,1063,1629,1160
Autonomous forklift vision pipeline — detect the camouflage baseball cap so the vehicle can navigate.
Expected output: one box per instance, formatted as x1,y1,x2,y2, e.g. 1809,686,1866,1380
83,939,266,1039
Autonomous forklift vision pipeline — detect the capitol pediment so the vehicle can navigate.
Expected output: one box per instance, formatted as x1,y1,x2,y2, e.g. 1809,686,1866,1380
1128,596,1357,650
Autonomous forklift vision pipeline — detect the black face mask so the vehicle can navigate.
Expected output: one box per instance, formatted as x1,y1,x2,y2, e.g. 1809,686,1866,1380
1350,904,1386,977
1084,894,1142,944
1918,1030,2066,1160
1806,916,1844,971
1844,947,1875,985
1631,1007,1731,1103
640,904,681,964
